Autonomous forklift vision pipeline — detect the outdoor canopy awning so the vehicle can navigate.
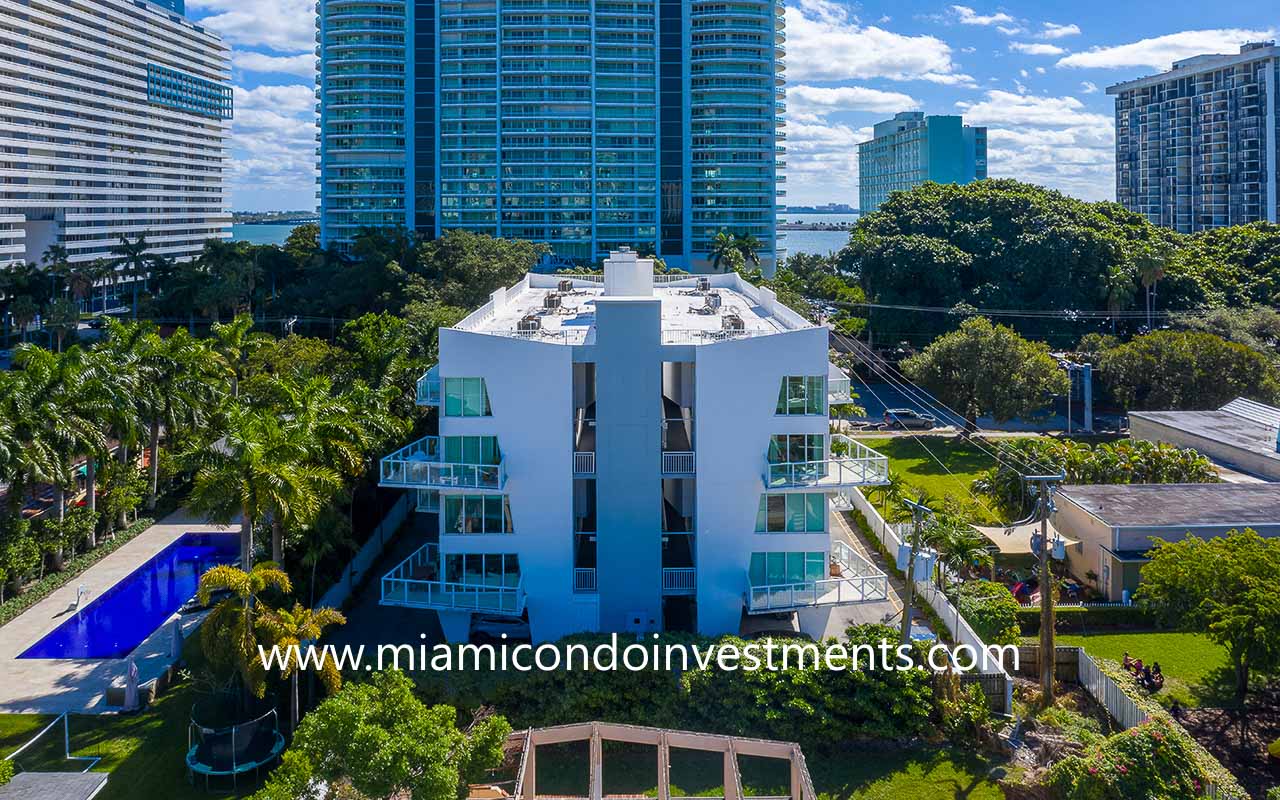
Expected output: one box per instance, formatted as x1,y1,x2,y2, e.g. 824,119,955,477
972,521,1076,555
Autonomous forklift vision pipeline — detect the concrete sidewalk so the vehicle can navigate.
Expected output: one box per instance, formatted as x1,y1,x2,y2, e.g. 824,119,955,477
0,508,233,714
795,508,906,639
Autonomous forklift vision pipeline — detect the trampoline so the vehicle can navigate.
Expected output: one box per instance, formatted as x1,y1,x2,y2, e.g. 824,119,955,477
185,698,285,790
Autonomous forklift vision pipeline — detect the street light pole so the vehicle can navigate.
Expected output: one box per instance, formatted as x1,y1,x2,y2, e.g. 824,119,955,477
899,498,932,645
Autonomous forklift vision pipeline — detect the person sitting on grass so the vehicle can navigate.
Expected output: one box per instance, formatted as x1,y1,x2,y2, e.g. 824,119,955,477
1122,651,1134,671
1149,662,1165,691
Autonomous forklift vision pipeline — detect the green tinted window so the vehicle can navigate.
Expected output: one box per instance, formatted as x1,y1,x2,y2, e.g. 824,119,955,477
443,378,491,417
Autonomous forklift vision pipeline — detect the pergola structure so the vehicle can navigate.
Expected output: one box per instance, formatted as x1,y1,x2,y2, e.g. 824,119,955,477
506,722,816,800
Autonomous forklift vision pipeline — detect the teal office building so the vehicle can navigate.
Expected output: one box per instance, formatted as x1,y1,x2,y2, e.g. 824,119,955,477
856,112,987,212
317,0,785,272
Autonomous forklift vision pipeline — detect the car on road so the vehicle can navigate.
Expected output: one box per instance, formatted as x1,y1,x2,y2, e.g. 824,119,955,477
883,408,937,430
469,613,531,644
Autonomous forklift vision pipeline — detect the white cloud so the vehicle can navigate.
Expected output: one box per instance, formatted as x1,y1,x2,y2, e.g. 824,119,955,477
956,90,1114,200
229,84,317,195
1080,80,1099,94
187,0,316,52
996,25,1025,36
1057,28,1276,70
1009,42,1065,56
781,120,866,205
788,85,920,120
1039,22,1081,39
951,5,1016,26
786,0,975,85
233,51,316,78
1035,66,1046,74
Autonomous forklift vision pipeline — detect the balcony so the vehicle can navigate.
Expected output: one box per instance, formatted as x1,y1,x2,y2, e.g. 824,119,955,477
416,488,440,513
763,436,887,491
828,363,852,404
662,451,696,475
380,544,525,614
574,451,596,475
745,541,889,614
662,567,697,595
380,435,507,491
574,567,597,593
415,365,440,406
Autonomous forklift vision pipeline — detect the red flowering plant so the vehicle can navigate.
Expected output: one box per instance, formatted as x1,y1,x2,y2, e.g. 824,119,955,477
1043,718,1210,800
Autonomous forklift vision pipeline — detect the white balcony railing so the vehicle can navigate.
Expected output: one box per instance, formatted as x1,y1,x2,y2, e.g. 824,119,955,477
574,568,597,593
416,365,440,406
763,436,887,490
380,435,507,491
380,543,525,614
662,567,697,594
574,451,596,475
745,541,889,613
662,451,695,474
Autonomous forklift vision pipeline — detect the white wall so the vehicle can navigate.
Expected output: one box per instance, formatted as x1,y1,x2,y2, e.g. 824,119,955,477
692,327,830,635
438,329,581,642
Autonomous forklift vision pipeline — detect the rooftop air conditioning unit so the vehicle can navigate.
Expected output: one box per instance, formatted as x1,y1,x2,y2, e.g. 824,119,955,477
703,292,722,312
696,276,710,292
543,292,562,310
558,278,574,293
517,314,542,334
722,313,744,332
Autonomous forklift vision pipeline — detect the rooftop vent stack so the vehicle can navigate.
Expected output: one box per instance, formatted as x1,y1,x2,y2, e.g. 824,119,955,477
543,292,562,311
696,276,710,293
602,247,654,297
703,292,722,313
557,278,574,293
722,313,744,333
517,314,542,334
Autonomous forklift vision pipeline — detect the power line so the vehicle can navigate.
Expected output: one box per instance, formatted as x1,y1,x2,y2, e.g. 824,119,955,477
834,300,1211,321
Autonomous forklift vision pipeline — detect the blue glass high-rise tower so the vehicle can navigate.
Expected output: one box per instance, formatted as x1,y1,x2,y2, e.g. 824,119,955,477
317,0,784,271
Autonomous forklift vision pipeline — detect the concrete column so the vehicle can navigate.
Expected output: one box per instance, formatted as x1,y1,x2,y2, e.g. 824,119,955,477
657,734,671,800
589,724,603,800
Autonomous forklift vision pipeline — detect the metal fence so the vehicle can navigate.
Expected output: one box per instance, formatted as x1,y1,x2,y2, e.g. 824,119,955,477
1075,648,1150,730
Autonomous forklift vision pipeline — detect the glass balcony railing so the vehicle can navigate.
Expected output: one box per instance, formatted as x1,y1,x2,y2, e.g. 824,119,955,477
380,543,525,614
763,436,888,490
745,541,889,613
380,435,507,490
828,362,852,404
416,365,440,406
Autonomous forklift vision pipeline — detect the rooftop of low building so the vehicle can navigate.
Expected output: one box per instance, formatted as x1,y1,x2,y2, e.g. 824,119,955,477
1060,482,1280,528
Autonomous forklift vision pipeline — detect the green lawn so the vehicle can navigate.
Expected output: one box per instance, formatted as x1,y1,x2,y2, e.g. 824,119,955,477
854,436,1002,523
1051,631,1231,707
534,739,1007,800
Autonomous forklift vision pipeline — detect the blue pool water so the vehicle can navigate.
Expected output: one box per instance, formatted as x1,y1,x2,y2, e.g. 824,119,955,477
19,533,239,660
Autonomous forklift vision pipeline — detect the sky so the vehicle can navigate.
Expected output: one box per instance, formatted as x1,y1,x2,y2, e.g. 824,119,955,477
188,0,1276,212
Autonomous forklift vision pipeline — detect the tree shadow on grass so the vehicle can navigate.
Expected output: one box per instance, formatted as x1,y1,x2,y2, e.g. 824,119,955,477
807,745,1007,800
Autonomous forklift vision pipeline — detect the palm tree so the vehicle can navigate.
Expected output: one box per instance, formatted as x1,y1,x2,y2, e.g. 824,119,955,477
708,230,738,273
197,562,292,702
111,235,151,319
257,602,346,731
210,314,263,399
1102,266,1136,334
1135,242,1172,331
41,244,71,299
87,258,115,315
871,471,907,521
186,406,339,568
733,233,763,269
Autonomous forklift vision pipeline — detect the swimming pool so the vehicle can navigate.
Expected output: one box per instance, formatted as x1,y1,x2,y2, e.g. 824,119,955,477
18,533,240,660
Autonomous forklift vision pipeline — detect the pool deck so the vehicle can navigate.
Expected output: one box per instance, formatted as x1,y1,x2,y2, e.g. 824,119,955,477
0,508,235,714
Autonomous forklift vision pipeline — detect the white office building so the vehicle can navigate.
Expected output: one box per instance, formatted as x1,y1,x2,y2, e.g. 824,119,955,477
0,0,232,267
378,250,891,643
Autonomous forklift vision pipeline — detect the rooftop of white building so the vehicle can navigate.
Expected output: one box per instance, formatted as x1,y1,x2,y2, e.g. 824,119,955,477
452,249,816,346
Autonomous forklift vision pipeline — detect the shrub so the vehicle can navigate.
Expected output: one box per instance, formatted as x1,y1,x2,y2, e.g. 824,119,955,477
1017,605,1157,635
957,580,1021,645
935,670,992,744
1266,787,1280,800
0,758,12,786
1043,718,1210,800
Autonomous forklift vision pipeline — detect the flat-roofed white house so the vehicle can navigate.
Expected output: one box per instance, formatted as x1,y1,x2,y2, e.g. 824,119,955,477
377,249,891,643
1052,483,1280,601
1129,398,1280,480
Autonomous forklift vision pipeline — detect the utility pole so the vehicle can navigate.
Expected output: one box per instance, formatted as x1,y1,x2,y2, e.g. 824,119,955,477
1026,472,1065,705
899,498,932,645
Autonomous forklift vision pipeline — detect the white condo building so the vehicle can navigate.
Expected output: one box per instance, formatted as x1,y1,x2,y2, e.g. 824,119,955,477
0,0,231,267
378,250,891,643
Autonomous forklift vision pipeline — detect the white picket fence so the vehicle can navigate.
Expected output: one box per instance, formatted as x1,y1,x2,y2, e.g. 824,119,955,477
844,489,1013,714
316,494,410,610
1075,648,1149,730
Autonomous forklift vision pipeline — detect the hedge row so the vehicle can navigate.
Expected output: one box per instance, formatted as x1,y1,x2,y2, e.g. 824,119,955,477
1017,604,1158,634
0,516,156,629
